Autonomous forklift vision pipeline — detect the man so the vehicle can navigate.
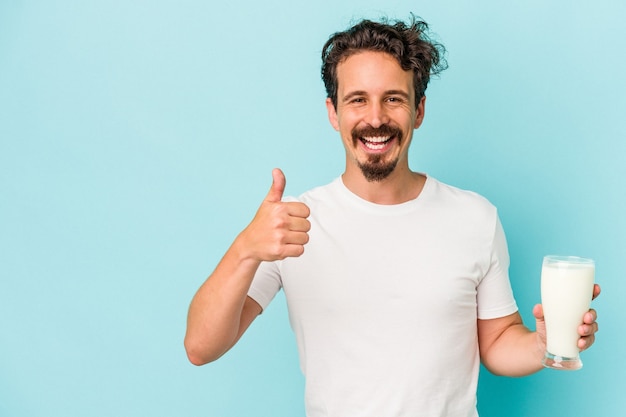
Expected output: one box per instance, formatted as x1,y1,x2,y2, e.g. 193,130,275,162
185,17,600,416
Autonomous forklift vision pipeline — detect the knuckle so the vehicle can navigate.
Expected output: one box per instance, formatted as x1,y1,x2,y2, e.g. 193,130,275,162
271,203,288,217
268,242,282,258
270,215,288,230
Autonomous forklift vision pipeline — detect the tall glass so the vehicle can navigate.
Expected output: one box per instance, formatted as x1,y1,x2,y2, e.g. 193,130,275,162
541,255,595,370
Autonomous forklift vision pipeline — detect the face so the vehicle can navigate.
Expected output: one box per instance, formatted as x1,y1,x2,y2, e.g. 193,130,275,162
326,51,425,182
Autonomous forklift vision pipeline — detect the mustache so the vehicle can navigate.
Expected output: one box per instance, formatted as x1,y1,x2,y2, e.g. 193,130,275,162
351,124,403,142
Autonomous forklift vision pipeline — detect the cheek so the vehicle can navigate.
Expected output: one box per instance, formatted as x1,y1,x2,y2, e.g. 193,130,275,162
341,129,356,146
397,107,416,124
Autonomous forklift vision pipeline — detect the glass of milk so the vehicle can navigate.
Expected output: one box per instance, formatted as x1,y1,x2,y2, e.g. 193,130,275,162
541,255,595,370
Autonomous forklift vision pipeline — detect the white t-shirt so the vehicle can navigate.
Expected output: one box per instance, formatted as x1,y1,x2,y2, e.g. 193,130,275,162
248,175,518,417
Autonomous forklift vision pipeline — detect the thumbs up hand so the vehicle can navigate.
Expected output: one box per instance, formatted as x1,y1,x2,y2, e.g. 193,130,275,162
239,169,311,262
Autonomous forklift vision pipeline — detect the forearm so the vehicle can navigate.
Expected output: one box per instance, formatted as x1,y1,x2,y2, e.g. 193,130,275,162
184,238,261,365
184,176,310,365
480,323,544,377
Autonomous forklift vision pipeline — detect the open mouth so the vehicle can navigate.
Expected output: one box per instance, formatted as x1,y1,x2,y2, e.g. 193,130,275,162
360,135,394,151
352,124,402,153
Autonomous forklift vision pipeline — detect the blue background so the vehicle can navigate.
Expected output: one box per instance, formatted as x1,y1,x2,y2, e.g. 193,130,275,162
1,1,624,416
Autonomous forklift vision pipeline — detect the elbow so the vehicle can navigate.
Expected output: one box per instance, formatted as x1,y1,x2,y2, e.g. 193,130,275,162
184,337,224,366
479,350,514,377
186,350,210,367
480,359,506,377
480,353,537,378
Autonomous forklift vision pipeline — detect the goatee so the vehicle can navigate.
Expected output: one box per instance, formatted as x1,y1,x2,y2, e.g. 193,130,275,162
357,157,398,182
351,124,403,182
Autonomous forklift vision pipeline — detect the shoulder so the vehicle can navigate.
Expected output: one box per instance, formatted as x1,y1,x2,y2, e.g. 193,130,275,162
425,176,498,220
289,178,343,207
428,177,494,207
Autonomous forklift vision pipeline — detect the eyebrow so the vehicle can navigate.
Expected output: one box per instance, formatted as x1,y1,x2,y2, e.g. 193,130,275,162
341,89,410,103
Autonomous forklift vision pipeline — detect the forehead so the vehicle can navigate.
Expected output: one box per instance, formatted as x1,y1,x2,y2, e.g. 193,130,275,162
336,51,414,96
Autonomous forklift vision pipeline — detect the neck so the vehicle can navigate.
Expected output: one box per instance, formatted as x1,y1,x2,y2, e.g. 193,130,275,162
341,166,426,205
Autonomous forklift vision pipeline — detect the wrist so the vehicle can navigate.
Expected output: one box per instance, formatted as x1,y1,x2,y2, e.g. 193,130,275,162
231,230,263,267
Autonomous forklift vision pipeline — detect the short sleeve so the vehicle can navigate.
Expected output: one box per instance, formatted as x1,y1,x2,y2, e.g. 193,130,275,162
247,260,282,312
476,216,518,319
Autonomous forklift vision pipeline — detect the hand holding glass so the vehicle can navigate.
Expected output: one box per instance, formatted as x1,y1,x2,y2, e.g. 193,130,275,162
541,255,595,370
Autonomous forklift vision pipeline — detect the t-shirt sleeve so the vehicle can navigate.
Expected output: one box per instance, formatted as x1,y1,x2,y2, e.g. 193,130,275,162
476,215,519,319
247,260,282,312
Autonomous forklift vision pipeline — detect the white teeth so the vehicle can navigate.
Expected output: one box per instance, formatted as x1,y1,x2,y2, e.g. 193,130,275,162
362,136,390,143
361,136,392,150
364,141,386,150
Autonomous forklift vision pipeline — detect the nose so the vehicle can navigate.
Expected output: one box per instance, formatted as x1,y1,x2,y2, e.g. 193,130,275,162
364,101,389,128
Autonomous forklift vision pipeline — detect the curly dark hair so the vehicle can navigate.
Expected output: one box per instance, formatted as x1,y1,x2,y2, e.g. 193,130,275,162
321,16,448,108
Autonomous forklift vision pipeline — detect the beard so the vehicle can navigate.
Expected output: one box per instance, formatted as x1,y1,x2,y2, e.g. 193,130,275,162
357,157,399,182
351,124,403,182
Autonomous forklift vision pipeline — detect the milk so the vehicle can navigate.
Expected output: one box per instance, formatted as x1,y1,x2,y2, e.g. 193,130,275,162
541,257,595,359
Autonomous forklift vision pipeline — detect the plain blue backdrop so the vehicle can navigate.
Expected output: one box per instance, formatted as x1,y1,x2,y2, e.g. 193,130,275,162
1,1,624,416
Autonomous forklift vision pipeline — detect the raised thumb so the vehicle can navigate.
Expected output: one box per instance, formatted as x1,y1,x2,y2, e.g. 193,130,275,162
265,168,286,203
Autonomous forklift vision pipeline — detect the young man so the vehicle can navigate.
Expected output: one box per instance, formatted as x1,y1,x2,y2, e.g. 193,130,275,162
185,17,600,416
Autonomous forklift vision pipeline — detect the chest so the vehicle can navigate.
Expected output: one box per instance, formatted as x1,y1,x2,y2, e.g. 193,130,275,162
279,207,489,324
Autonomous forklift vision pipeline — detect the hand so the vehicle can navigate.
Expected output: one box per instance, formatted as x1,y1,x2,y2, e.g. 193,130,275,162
578,283,601,351
239,168,311,262
533,284,601,353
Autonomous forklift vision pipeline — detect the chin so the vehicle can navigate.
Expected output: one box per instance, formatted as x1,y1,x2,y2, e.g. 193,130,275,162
358,159,398,182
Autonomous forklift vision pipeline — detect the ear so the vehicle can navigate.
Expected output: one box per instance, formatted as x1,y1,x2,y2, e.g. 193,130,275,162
413,96,426,129
326,98,340,131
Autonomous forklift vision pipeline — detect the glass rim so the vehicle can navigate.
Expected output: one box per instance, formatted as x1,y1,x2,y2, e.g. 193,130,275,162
543,255,595,266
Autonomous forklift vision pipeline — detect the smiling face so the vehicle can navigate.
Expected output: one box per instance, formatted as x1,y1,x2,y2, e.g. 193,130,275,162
326,51,425,183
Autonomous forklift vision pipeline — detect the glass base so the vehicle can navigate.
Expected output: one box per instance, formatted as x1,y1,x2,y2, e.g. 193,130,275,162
542,352,582,370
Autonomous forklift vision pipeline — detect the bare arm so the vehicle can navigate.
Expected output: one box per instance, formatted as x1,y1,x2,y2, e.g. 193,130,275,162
478,284,601,376
184,169,310,365
184,246,263,365
477,312,543,376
